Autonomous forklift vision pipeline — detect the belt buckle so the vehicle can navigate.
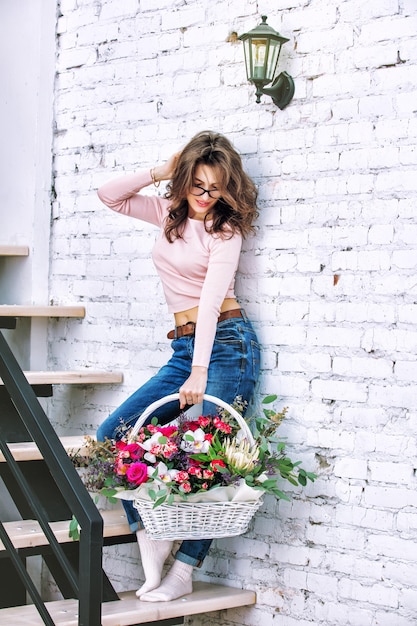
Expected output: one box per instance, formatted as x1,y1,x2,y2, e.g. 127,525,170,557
186,321,196,337
173,321,195,340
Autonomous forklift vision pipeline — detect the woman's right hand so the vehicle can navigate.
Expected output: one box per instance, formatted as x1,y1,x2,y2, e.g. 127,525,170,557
152,151,181,182
178,366,208,410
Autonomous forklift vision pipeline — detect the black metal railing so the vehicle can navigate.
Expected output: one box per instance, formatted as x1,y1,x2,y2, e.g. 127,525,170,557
0,330,104,625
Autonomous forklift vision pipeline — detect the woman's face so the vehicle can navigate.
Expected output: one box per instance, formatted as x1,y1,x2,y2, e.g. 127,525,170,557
186,164,222,220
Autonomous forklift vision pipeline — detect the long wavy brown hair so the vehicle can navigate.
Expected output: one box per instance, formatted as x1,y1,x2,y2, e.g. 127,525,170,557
164,131,259,242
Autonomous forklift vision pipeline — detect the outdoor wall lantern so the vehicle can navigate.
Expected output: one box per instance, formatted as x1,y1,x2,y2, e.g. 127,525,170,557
239,15,295,110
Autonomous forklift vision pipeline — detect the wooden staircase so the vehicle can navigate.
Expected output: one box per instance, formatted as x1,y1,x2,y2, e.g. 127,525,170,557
0,245,257,625
0,436,256,625
0,583,255,626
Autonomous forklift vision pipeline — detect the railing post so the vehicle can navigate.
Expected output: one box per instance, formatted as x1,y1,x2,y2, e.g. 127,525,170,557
0,330,104,625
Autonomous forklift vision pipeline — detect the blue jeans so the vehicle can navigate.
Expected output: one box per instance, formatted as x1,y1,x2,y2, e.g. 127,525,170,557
97,311,260,566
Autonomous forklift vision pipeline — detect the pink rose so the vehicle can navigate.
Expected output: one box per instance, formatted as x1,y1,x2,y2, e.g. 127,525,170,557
175,471,190,483
188,466,202,478
157,425,178,437
126,462,149,486
124,443,143,460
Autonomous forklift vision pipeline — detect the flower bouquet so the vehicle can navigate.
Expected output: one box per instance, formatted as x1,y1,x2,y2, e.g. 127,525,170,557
73,393,316,539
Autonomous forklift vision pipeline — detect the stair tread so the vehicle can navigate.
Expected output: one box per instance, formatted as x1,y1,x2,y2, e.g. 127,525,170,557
0,508,131,552
0,582,256,625
0,370,123,385
0,434,90,462
0,245,29,256
0,305,85,318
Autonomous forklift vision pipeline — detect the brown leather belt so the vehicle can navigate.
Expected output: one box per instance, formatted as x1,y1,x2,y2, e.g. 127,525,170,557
167,308,243,340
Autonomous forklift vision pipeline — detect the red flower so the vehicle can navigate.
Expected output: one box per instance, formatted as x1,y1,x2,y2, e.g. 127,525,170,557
182,421,200,432
211,459,226,472
188,458,202,467
198,416,211,427
212,416,232,434
126,462,149,486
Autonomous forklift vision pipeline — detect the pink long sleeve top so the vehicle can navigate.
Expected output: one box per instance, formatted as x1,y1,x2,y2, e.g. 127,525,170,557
97,170,242,368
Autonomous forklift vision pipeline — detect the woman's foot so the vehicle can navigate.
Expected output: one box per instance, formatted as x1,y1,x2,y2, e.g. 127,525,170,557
135,530,174,597
139,560,193,602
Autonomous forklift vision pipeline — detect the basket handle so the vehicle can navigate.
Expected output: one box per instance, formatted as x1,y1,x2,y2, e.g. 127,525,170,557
129,393,255,445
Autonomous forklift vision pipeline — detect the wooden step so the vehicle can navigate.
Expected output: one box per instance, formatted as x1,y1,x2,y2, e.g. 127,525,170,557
0,305,85,318
0,508,131,552
0,435,90,463
0,245,29,257
0,582,256,625
0,370,123,386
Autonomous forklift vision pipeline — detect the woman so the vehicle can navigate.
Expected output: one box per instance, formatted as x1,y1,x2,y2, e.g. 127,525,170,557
96,130,260,602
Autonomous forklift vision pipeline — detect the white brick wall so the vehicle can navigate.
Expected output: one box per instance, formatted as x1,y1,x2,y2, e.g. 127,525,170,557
47,0,417,624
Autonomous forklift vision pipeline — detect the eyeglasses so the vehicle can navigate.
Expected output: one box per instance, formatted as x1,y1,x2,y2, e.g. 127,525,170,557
189,185,222,199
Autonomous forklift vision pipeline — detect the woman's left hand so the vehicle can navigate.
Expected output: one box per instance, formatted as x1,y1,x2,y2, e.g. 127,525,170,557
179,366,208,409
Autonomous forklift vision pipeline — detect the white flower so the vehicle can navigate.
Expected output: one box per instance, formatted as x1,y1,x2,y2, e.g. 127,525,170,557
223,438,260,473
140,432,164,463
149,462,178,482
180,428,210,454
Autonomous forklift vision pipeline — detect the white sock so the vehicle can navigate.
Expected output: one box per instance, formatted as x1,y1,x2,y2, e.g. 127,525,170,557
135,530,174,597
140,560,193,602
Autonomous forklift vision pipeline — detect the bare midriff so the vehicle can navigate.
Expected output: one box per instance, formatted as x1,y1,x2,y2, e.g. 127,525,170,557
174,298,240,327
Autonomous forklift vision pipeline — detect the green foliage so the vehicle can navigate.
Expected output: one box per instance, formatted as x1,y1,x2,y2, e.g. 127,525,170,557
70,394,317,533
69,515,80,541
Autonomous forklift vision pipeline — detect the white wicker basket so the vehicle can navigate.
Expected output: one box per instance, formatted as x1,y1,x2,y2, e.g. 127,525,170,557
131,393,263,540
